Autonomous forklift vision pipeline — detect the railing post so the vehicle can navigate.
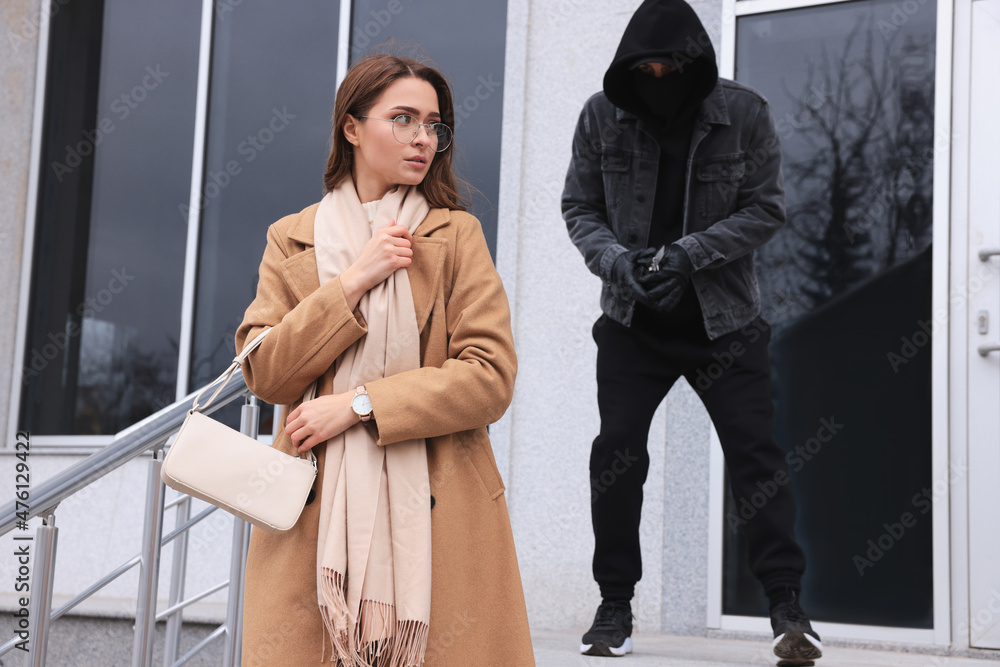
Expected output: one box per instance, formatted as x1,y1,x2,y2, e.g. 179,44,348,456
132,448,166,667
27,512,58,667
223,519,252,667
162,495,191,666
222,395,258,666
222,394,260,667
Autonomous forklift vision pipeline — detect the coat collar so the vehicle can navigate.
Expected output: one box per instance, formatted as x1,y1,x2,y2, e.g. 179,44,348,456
286,203,452,247
281,201,450,333
614,80,731,127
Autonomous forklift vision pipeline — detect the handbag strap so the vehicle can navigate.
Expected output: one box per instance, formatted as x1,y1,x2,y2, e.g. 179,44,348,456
191,326,319,467
192,327,272,412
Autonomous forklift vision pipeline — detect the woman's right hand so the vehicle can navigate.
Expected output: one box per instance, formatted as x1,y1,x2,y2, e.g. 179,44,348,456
340,222,413,310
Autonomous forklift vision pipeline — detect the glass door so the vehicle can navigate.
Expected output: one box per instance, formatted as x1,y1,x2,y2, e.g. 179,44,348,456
967,0,1000,648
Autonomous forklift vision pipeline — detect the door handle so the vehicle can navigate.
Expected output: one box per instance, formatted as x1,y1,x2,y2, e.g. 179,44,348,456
978,343,1000,357
979,248,1000,262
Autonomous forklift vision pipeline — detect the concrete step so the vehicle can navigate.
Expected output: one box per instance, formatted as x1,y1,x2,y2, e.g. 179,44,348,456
0,614,222,666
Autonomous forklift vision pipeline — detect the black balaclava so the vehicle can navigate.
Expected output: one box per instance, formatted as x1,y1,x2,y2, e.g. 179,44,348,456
630,66,701,124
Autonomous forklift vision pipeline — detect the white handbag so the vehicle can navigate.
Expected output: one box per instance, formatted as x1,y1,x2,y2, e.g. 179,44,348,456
161,328,318,532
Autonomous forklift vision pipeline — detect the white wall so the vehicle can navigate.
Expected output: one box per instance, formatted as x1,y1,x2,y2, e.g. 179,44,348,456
0,0,38,443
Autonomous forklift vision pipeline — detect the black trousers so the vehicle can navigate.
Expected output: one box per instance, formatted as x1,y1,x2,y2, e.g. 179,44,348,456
590,293,805,601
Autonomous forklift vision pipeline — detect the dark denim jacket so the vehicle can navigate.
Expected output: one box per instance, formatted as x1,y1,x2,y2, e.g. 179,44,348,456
562,79,785,339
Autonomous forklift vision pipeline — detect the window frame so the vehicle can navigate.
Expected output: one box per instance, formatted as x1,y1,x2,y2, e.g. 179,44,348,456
706,0,954,645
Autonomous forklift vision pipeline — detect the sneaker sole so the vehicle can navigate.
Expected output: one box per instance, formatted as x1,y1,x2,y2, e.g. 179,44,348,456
579,637,633,657
772,630,823,663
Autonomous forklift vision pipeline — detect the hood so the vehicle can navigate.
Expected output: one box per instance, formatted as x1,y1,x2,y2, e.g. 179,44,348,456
603,0,719,123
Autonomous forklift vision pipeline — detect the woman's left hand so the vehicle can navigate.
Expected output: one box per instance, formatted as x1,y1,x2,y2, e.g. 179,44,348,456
285,392,357,453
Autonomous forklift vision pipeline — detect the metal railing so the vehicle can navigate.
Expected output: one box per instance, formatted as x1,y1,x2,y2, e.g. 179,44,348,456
0,369,260,667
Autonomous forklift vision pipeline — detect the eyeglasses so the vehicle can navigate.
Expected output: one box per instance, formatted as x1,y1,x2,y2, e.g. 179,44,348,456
359,114,453,152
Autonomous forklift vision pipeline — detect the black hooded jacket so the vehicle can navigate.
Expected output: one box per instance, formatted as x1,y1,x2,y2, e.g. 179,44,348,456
603,0,719,251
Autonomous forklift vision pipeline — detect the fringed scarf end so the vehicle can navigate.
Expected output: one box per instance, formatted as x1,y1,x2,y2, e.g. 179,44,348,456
320,595,429,666
386,618,429,667
357,614,428,667
318,569,352,664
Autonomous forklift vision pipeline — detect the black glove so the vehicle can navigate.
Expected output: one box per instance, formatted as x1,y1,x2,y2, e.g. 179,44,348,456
637,245,694,313
611,247,658,307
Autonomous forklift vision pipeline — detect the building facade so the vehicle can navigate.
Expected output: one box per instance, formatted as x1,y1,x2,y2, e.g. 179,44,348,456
2,0,999,656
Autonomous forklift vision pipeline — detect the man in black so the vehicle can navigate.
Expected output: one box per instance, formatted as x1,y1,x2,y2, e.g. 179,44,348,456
562,0,822,664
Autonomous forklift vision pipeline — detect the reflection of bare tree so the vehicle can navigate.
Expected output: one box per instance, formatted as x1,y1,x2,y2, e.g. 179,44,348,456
188,273,258,389
757,16,935,313
189,328,238,390
75,344,176,434
877,34,935,264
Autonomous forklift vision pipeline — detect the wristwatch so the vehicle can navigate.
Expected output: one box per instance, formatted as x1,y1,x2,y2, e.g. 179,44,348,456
351,386,374,422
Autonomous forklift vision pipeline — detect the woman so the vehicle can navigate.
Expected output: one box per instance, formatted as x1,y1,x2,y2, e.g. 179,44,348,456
235,54,534,666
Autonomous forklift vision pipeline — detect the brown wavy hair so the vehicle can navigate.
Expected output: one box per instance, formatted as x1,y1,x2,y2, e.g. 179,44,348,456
323,54,469,211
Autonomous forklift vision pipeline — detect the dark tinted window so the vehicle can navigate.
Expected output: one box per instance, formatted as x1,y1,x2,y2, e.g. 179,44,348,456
188,0,340,390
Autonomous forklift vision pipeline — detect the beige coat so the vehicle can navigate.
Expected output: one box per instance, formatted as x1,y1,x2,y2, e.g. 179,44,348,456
235,203,534,666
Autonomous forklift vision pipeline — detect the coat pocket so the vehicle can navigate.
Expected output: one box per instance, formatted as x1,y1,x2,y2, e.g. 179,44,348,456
462,434,506,500
695,153,746,223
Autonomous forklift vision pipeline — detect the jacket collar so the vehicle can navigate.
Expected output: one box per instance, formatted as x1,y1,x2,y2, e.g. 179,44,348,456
615,80,730,127
286,203,452,247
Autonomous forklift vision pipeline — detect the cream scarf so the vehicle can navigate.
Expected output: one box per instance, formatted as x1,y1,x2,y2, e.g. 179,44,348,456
313,178,432,666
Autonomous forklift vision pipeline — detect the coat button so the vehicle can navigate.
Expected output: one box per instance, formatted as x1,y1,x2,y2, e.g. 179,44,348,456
637,195,646,203
430,495,436,510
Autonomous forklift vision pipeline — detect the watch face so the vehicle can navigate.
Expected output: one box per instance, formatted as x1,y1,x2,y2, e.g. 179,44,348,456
351,393,373,416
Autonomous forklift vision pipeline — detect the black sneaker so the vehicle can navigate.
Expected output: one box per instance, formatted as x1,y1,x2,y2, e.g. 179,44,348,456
580,600,633,657
770,590,823,666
